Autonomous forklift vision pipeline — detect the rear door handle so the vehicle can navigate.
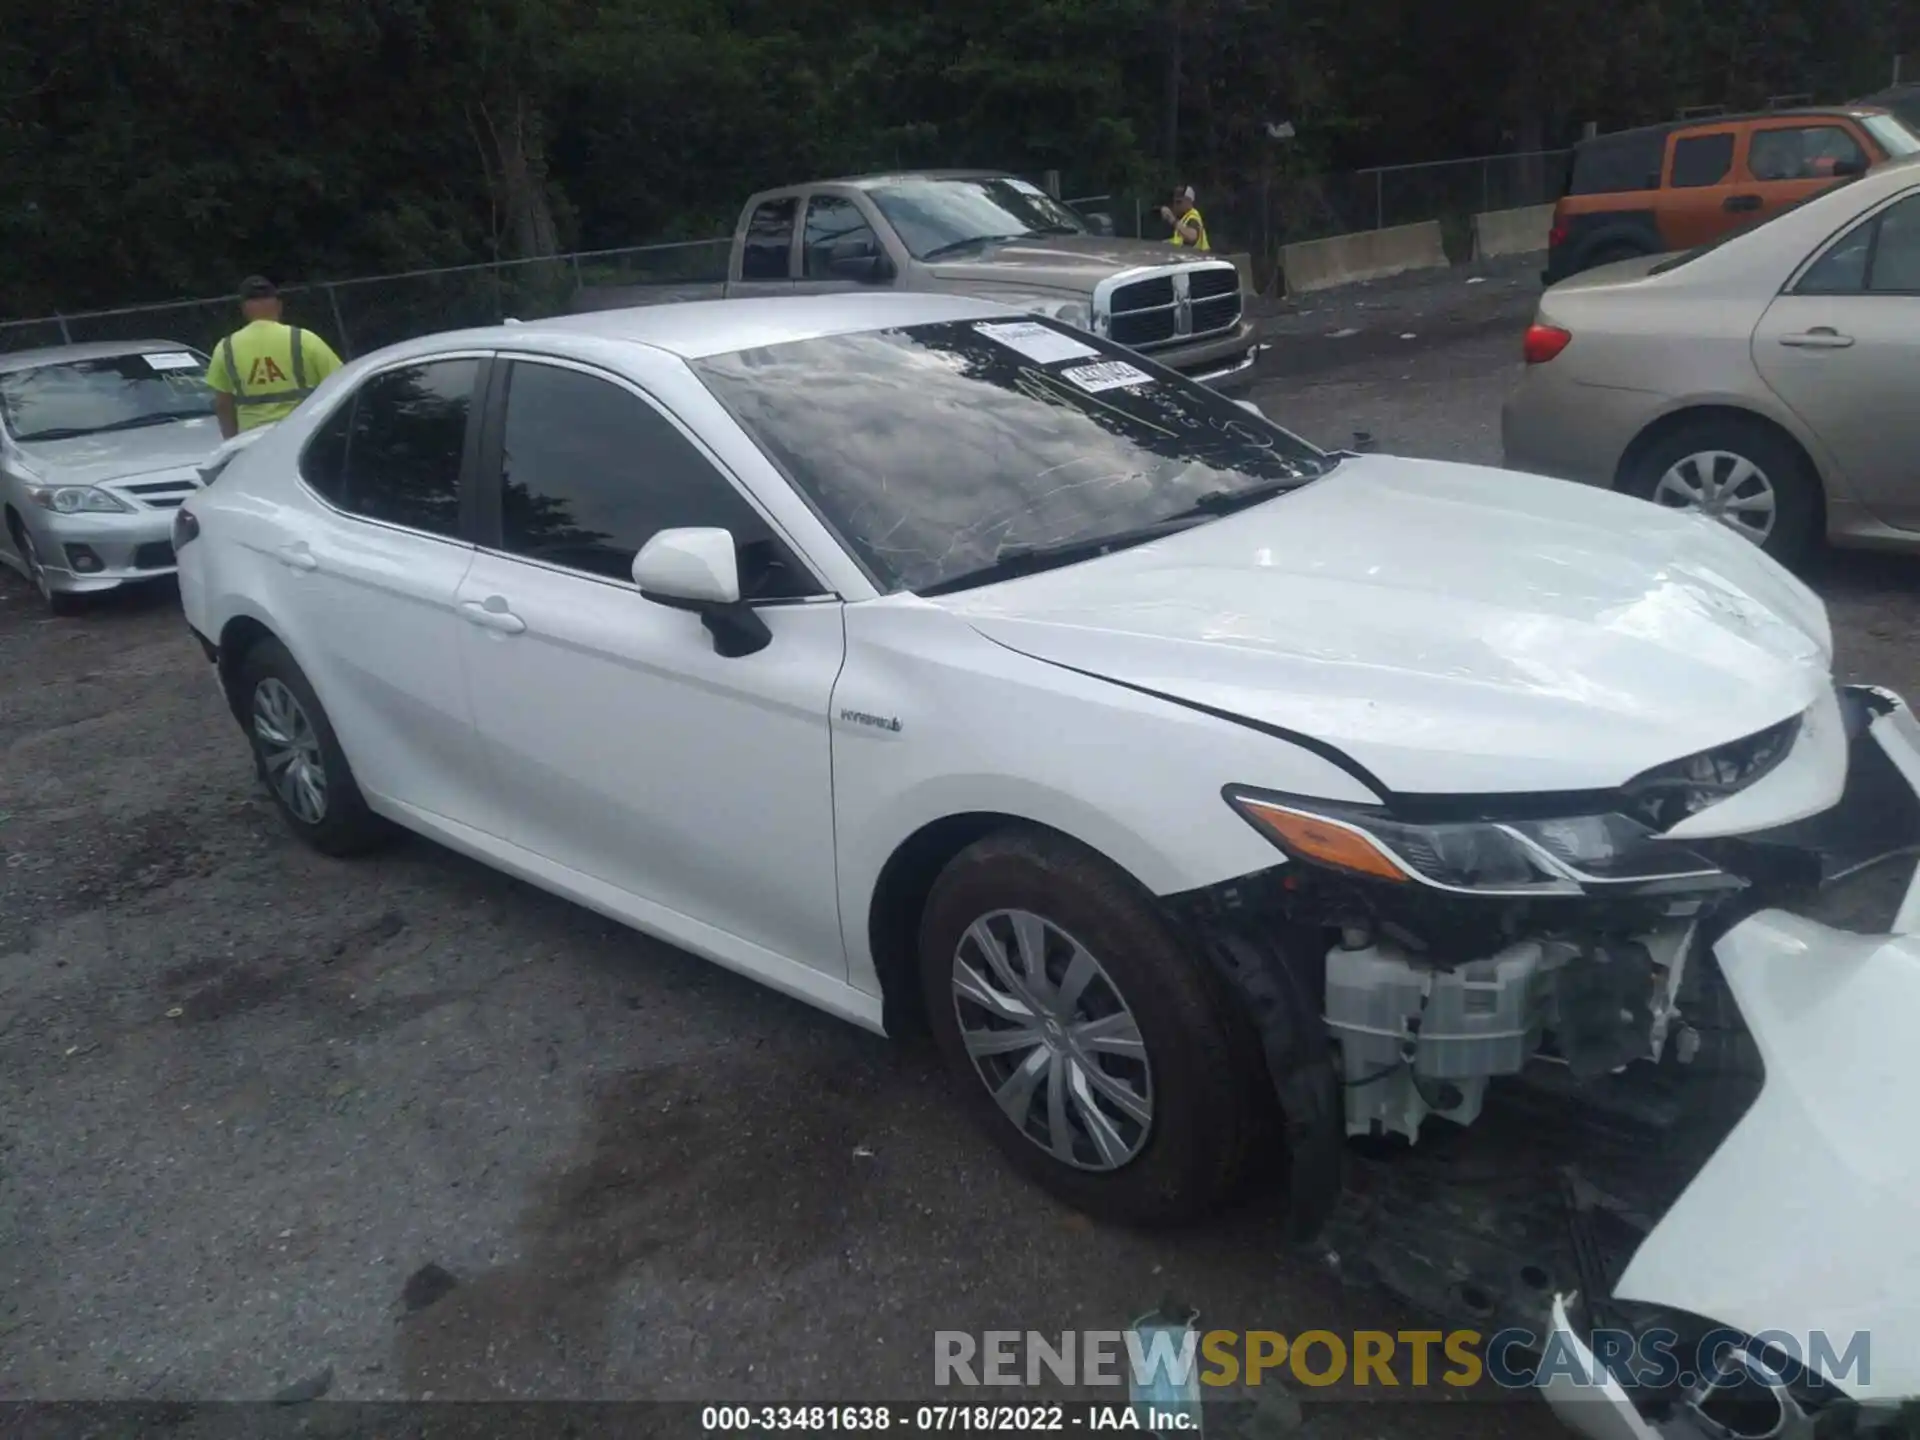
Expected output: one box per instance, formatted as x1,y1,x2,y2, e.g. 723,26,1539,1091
277,543,318,572
1724,194,1762,213
1778,328,1855,349
460,598,527,634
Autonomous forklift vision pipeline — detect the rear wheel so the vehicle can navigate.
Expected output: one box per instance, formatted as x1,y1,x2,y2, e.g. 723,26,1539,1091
918,828,1275,1226
1621,417,1820,568
236,637,392,856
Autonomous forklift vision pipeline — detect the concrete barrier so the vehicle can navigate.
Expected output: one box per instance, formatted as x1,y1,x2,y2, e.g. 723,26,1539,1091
1280,221,1447,294
1471,203,1555,259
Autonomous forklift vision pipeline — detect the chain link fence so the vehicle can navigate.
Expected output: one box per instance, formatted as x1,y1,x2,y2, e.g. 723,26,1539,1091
3,151,1568,356
0,239,732,361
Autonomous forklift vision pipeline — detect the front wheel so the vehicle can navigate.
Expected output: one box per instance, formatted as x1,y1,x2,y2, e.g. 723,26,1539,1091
1620,418,1820,567
918,829,1275,1226
11,523,82,616
236,637,392,856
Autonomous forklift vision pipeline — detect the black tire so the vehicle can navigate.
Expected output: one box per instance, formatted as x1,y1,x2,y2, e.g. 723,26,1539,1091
917,828,1276,1226
8,518,83,617
1620,416,1821,569
235,636,392,856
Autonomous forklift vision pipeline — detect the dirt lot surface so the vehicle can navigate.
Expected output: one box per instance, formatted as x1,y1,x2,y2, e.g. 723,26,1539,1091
4,261,1916,1432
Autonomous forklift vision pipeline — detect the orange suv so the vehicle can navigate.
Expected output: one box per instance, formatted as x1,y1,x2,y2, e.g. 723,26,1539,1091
1542,105,1920,284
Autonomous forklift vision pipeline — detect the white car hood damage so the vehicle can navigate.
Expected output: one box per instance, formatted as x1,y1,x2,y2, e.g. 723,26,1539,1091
940,456,1836,796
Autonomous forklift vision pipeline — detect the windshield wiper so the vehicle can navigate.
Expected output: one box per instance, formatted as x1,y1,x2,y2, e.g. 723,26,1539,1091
917,516,1207,596
18,410,210,442
919,233,1030,261
1158,464,1337,522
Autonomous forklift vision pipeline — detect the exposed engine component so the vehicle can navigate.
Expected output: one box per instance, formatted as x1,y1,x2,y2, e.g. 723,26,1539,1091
1324,924,1694,1141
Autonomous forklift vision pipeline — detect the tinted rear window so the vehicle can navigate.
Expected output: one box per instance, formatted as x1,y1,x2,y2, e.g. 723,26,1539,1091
1568,133,1666,195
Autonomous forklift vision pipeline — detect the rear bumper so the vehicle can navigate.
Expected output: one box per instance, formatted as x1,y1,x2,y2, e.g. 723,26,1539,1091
1500,372,1662,489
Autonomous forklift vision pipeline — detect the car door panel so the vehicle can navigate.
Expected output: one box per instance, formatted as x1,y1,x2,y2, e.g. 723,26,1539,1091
273,355,494,825
456,356,848,977
1753,192,1920,532
1660,127,1741,250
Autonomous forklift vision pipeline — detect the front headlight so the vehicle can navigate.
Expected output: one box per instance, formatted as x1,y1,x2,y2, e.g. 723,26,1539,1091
28,484,133,515
1226,791,1738,896
1006,296,1093,331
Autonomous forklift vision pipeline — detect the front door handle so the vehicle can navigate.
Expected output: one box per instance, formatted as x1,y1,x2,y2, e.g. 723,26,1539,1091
460,597,527,634
277,543,318,572
1778,328,1855,349
1724,194,1762,213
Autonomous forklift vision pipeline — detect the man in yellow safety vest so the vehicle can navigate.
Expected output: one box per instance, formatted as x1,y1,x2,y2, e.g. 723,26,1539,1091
1160,186,1210,251
204,276,344,438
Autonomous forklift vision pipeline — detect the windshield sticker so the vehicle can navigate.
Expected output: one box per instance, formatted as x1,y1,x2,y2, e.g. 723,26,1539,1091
974,321,1099,365
1060,360,1153,394
143,352,201,372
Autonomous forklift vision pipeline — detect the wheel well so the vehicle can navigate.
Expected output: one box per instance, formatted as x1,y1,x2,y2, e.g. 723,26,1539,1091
866,812,1058,1038
1615,404,1825,508
3,505,24,544
215,615,279,724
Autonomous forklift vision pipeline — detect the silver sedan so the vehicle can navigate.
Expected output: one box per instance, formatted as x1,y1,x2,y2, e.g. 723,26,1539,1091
0,341,222,614
1502,153,1920,566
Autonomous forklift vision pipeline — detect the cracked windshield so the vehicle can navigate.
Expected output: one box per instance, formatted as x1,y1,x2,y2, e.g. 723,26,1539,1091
695,318,1330,593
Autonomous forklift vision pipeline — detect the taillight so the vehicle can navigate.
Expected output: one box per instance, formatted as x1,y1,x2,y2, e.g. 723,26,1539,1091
1523,324,1572,365
172,507,201,551
1548,222,1569,250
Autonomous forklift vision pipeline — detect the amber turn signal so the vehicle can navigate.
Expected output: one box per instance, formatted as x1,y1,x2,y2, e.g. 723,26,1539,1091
1234,799,1409,882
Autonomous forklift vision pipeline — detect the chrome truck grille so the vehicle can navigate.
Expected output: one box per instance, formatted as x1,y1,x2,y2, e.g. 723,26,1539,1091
1094,261,1243,351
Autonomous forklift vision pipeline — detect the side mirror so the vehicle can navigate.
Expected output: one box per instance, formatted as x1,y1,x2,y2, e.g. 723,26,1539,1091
632,527,771,658
1831,156,1867,179
829,242,893,283
1085,212,1116,236
1234,399,1265,417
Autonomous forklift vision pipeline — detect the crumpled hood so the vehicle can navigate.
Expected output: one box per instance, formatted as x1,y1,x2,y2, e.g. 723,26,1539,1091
937,456,1835,796
929,235,1227,294
16,418,223,487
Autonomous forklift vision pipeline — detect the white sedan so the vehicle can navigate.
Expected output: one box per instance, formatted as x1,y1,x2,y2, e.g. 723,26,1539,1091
175,292,1920,1437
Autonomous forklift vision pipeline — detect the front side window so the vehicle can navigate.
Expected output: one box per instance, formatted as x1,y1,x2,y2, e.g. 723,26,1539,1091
1749,125,1868,182
741,198,798,280
867,178,1087,261
803,196,885,279
493,361,816,598
1670,132,1735,188
305,359,476,538
693,318,1331,595
0,350,213,442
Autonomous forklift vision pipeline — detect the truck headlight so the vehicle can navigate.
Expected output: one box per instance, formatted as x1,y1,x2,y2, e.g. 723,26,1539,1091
1225,791,1737,896
29,485,133,515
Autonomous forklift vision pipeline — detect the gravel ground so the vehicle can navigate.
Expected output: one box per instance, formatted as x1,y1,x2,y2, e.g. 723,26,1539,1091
3,260,1917,1431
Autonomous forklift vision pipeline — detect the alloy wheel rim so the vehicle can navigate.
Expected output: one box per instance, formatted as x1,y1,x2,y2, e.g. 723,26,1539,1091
949,909,1153,1171
252,678,328,825
1652,449,1777,546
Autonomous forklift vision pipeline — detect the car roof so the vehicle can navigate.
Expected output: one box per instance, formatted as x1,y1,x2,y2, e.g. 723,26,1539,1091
804,169,1018,190
1581,105,1897,147
490,292,1018,360
0,339,201,374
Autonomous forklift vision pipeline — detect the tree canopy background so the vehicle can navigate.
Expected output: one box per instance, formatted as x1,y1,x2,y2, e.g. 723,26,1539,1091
1,0,1911,316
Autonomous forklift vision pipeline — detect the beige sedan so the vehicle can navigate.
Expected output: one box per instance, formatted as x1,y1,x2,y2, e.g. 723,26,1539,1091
1502,153,1920,566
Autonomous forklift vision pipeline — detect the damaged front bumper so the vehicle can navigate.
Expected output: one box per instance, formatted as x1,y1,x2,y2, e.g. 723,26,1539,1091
1538,691,1920,1437
1178,688,1920,1436
1540,906,1920,1438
